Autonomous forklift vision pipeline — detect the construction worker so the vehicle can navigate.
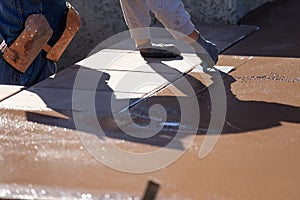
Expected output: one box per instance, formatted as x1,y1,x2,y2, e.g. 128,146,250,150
0,0,80,87
120,0,218,65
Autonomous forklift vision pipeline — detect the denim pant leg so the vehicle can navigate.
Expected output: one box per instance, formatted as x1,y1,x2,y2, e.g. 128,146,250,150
0,0,66,87
0,57,20,85
42,0,67,46
23,0,67,86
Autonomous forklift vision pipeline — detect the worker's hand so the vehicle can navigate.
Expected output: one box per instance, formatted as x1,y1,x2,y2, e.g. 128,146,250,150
191,35,218,70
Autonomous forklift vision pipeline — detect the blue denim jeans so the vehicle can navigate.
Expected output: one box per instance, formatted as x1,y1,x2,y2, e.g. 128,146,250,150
0,0,66,87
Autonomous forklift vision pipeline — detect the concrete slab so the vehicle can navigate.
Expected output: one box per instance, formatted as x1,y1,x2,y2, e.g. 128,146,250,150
0,56,300,199
77,49,199,74
0,85,23,102
197,23,259,52
229,57,300,106
217,55,254,68
224,0,300,58
34,67,181,93
8,47,215,114
230,56,300,78
0,88,144,113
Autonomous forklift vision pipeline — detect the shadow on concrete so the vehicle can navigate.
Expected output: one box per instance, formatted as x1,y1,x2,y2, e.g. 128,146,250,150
25,57,300,149
131,59,300,135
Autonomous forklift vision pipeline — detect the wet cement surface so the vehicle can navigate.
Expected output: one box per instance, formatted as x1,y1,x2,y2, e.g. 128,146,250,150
1,0,300,199
0,79,300,200
1,54,300,199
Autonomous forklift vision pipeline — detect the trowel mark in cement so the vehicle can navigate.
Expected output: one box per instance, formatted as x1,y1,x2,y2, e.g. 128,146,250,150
234,73,300,83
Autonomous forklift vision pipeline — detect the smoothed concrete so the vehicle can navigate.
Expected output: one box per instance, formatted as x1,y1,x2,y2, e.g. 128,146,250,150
0,85,23,102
